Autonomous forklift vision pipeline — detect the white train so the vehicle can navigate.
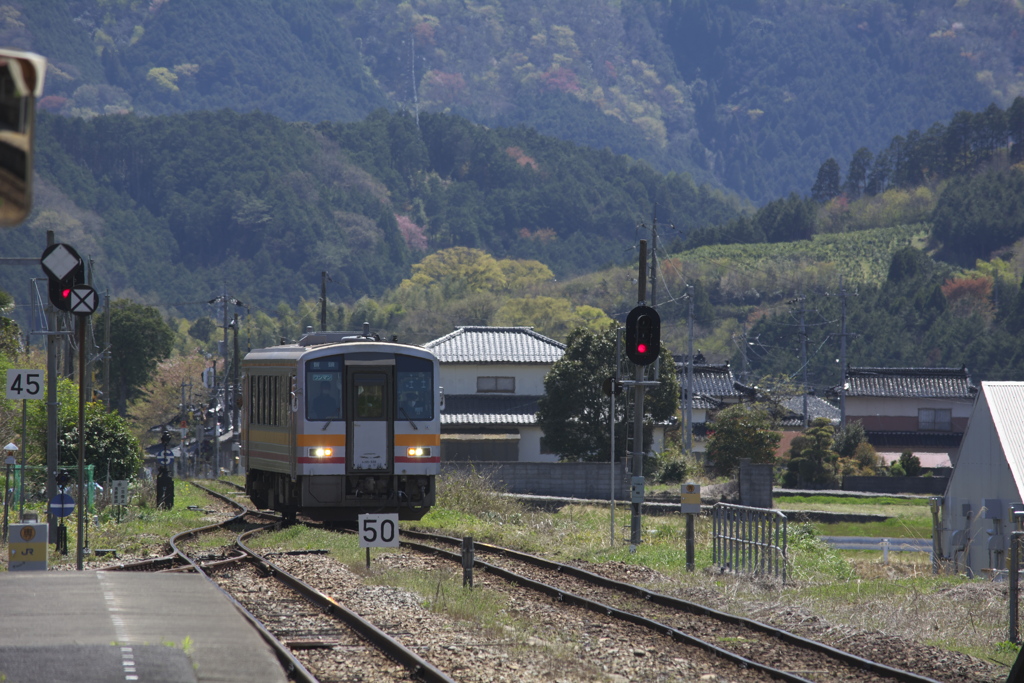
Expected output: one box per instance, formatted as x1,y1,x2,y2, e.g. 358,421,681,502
242,328,441,521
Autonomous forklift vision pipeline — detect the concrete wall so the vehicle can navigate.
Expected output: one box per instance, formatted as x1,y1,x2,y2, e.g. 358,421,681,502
738,461,773,508
842,476,948,495
442,461,629,499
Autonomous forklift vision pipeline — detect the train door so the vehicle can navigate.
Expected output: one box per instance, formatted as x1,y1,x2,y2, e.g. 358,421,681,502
346,366,393,473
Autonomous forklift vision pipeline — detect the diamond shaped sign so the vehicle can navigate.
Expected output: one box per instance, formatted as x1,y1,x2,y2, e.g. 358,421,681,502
40,243,82,281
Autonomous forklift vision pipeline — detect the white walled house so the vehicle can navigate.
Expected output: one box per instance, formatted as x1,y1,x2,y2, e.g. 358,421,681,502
835,366,977,469
676,357,744,461
942,382,1024,577
424,326,565,463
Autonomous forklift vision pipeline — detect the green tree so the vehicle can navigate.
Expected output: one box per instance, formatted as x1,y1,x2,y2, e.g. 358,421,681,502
704,403,780,477
188,316,216,342
397,247,505,299
493,296,612,341
28,378,143,482
537,326,678,462
781,417,840,489
897,450,922,476
844,147,873,200
99,299,174,415
811,157,841,203
832,420,867,459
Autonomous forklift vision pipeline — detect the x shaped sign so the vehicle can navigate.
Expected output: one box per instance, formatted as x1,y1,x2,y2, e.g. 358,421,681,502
69,285,98,316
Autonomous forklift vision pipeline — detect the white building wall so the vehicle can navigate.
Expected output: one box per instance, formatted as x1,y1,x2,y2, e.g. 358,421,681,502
943,391,1023,576
519,426,558,463
845,396,974,418
440,363,549,395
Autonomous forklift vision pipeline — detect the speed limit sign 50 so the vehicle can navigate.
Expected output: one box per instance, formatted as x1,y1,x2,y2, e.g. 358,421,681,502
358,513,400,548
6,369,43,400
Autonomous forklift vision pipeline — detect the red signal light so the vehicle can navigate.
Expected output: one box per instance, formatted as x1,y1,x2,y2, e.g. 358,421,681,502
637,343,647,354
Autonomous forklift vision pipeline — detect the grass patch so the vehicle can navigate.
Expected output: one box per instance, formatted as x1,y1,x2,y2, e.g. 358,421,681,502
775,495,930,508
411,473,1012,675
817,516,932,538
775,493,934,538
0,480,236,570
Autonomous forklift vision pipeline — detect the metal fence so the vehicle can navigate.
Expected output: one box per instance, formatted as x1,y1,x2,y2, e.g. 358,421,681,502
712,503,788,583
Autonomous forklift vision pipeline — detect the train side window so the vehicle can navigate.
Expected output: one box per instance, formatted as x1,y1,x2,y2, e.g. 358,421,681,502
272,375,280,425
249,376,257,424
261,376,267,425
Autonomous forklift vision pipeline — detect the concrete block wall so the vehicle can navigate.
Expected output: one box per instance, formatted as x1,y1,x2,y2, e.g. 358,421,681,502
738,461,773,508
441,461,629,499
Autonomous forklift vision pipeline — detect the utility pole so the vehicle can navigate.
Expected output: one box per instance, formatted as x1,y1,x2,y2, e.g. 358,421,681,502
685,284,694,460
799,294,808,429
232,312,240,433
82,259,94,402
839,277,848,429
320,271,328,331
649,212,659,381
739,326,750,385
209,293,244,473
45,230,59,542
630,241,648,553
102,290,110,411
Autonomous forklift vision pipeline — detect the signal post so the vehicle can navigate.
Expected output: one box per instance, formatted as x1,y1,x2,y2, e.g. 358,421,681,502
40,241,98,569
625,241,660,552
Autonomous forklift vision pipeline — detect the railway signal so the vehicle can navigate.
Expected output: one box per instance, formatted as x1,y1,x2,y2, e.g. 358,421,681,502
40,243,85,312
625,305,660,366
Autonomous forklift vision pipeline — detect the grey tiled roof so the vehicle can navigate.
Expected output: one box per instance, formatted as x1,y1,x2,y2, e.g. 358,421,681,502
675,362,742,401
441,394,540,426
839,367,977,398
425,327,565,364
779,395,841,427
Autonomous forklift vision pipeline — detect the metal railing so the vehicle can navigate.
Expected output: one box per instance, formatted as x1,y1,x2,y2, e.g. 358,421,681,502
712,503,788,583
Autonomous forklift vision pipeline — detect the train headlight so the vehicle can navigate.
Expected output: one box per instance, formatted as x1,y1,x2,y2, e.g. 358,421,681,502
406,447,431,457
311,447,333,458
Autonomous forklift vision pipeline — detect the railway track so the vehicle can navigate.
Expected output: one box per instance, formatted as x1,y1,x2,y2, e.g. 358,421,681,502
106,481,455,683
397,529,945,683
170,481,980,682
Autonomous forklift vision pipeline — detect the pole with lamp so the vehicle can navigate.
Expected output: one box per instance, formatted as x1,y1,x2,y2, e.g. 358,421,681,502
3,442,17,539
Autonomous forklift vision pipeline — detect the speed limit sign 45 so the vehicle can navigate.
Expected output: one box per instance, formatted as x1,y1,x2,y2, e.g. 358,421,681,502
6,369,43,400
358,513,400,548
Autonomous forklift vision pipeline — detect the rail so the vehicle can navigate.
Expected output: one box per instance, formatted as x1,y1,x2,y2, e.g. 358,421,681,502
712,502,788,583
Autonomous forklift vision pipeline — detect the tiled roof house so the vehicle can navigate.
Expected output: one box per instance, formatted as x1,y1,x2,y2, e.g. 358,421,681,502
832,366,977,468
676,358,744,457
424,327,565,462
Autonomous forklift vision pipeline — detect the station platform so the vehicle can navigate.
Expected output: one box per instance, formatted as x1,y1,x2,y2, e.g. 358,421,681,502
0,572,288,683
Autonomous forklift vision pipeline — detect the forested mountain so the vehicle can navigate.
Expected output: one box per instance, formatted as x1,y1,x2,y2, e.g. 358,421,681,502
3,0,1024,390
0,108,738,318
9,0,1022,203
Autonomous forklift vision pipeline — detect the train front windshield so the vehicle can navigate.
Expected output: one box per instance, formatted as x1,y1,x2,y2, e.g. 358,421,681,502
306,357,342,421
305,353,434,422
396,355,433,421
